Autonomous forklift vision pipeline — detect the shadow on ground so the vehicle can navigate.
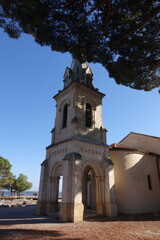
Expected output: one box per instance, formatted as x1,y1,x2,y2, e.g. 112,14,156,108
0,205,61,225
0,229,81,240
85,213,160,222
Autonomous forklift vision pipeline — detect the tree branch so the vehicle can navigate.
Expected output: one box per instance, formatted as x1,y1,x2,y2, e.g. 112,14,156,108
110,6,160,46
61,0,109,32
68,0,89,16
148,42,160,53
96,0,112,43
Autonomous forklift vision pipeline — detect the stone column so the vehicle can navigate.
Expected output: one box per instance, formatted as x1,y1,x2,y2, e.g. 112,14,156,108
104,160,117,217
46,176,60,214
52,176,60,212
36,159,48,215
60,152,84,222
95,176,104,214
82,175,87,209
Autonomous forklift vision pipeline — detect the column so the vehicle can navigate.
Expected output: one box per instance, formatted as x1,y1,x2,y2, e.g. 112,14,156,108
95,176,104,214
46,176,60,214
104,161,117,217
36,161,48,215
60,152,84,222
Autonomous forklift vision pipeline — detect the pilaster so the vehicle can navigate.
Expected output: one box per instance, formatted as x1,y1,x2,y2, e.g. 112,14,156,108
60,152,84,222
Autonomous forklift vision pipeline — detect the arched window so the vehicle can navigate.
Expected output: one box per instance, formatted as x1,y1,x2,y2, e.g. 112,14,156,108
86,103,92,127
62,104,68,128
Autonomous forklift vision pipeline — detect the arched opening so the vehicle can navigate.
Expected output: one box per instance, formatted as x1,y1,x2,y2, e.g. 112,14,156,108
52,174,63,213
48,164,63,215
82,162,105,218
62,104,68,128
86,169,96,209
58,176,63,209
85,103,92,127
82,165,98,217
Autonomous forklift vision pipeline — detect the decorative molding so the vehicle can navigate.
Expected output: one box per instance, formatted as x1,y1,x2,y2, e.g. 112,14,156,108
49,147,68,158
54,82,105,101
80,147,107,156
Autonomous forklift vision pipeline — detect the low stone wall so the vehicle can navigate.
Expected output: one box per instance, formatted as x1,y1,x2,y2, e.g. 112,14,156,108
0,196,38,207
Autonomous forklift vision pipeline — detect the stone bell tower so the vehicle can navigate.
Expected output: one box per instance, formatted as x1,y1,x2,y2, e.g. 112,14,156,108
37,59,117,222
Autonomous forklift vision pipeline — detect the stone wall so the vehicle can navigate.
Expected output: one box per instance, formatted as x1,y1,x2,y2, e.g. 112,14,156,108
0,196,38,207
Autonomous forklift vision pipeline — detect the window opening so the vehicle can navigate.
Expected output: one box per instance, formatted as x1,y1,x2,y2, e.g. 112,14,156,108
58,176,63,199
147,175,152,190
62,104,68,128
86,103,92,127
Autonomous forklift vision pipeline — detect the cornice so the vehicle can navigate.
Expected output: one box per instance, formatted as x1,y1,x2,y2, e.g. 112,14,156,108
53,81,105,101
46,136,108,150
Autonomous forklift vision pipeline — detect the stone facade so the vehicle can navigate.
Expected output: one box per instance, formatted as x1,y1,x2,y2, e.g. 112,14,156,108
37,59,117,222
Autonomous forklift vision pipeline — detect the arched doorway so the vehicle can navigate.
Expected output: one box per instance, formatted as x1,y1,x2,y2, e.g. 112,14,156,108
84,168,96,210
47,163,63,215
82,162,104,217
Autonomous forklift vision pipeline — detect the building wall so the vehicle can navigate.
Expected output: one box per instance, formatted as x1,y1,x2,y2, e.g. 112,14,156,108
110,150,160,214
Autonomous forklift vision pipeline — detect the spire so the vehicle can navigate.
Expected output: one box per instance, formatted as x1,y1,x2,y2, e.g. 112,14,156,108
63,59,93,88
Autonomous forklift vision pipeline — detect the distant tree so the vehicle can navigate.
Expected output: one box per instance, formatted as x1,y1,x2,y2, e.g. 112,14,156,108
12,174,32,195
2,173,16,195
0,0,159,91
0,156,13,189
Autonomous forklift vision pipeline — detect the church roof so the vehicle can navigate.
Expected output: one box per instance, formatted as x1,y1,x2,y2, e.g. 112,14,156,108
109,143,160,157
119,132,160,143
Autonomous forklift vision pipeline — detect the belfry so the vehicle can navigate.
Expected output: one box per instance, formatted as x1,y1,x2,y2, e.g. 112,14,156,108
37,59,117,222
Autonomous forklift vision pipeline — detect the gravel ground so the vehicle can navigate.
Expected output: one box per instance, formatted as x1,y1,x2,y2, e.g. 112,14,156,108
0,206,160,240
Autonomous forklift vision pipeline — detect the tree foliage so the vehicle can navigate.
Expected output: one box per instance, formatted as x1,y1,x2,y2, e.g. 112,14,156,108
0,156,13,188
0,0,159,91
0,156,32,194
2,173,16,193
12,174,32,195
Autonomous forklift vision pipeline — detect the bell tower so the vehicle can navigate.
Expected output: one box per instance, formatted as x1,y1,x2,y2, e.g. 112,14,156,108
37,59,117,222
51,59,107,145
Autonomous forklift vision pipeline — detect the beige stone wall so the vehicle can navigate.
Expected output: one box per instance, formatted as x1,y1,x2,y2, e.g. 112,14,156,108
120,133,160,155
46,140,100,181
53,82,106,145
46,139,109,177
110,150,160,214
37,137,117,221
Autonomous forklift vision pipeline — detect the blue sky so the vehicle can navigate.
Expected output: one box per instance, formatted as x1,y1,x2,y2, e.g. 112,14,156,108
0,29,159,191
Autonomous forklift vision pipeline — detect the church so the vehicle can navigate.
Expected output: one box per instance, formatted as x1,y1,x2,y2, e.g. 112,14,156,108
37,59,160,222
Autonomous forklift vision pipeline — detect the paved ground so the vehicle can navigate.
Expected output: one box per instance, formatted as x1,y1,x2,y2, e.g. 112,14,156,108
0,206,160,240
